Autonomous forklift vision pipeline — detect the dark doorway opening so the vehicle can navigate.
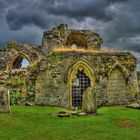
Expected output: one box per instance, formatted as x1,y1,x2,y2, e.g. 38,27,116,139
72,70,90,108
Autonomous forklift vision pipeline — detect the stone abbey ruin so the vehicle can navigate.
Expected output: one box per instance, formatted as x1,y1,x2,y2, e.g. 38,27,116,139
0,24,139,112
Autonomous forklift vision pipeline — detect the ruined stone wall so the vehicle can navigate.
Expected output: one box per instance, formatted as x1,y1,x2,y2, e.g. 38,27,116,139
42,24,103,52
0,44,43,71
0,24,138,108
0,43,45,102
137,72,140,92
0,69,29,103
0,85,10,113
107,68,127,105
34,51,138,108
34,53,69,107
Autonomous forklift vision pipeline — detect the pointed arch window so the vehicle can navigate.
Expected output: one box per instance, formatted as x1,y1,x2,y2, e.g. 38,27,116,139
72,70,90,108
12,56,30,69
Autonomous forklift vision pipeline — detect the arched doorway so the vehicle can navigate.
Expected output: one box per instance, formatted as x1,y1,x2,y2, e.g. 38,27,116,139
72,70,90,108
107,67,126,105
67,59,95,109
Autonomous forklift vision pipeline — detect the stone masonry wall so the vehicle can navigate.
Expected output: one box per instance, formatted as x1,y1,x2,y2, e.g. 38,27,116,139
34,51,138,108
0,43,43,71
0,24,138,108
42,24,103,52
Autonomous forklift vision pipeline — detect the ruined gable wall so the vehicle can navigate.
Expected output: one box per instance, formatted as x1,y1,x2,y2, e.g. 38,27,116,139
42,24,103,52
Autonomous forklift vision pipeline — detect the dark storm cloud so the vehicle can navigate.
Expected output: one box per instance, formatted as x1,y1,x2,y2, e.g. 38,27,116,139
107,0,130,3
40,0,130,22
5,0,49,30
6,9,48,30
5,0,130,31
0,0,140,69
41,0,112,21
102,0,140,53
0,0,6,9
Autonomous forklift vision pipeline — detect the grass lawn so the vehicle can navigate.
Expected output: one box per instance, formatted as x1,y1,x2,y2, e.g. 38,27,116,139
0,106,140,140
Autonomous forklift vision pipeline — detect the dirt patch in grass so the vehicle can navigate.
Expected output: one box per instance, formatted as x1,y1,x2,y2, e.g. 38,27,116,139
114,119,136,128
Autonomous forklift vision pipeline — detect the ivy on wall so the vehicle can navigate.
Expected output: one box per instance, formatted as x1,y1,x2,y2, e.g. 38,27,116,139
10,91,20,105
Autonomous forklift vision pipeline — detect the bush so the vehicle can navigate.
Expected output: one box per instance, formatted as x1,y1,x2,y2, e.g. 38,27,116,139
10,91,21,105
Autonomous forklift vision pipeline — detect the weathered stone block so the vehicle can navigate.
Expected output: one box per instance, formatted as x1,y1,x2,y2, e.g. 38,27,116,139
0,85,10,113
82,87,97,114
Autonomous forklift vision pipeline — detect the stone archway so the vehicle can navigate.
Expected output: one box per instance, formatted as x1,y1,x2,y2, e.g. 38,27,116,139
66,32,88,49
67,59,96,109
11,55,30,69
107,67,126,105
7,53,31,70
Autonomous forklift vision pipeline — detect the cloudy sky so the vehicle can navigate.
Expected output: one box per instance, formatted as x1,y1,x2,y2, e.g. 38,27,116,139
0,0,140,70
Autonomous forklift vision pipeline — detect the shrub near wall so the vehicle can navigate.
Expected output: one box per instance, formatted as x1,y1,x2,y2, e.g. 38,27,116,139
10,91,20,105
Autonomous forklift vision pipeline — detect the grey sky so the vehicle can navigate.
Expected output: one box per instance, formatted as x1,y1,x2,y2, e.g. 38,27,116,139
0,0,140,70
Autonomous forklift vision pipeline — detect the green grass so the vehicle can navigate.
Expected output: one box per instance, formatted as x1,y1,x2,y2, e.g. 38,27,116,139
0,106,140,140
